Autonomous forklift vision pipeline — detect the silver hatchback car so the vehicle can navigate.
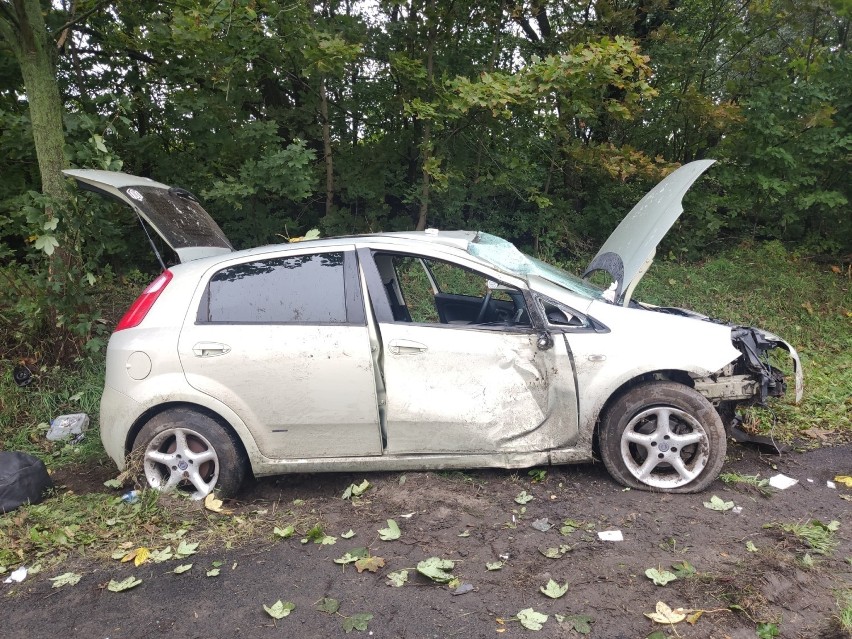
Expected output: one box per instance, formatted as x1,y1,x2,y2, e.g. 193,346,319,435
66,161,802,498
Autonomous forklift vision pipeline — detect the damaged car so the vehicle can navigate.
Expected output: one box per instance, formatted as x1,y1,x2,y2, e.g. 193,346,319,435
64,160,803,497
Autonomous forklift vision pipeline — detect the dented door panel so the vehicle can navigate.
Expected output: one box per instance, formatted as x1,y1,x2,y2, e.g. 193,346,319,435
379,323,579,455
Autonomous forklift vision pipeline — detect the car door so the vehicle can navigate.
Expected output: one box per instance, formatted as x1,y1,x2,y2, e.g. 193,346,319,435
360,248,579,455
178,247,382,459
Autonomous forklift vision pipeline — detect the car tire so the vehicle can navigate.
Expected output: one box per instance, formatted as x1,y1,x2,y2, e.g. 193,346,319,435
134,408,247,499
598,381,726,493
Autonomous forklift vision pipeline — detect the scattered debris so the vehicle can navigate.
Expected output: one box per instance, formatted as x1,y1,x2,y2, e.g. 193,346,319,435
12,364,33,387
3,566,27,583
452,582,474,596
597,530,623,541
121,490,139,504
769,474,799,490
46,413,89,442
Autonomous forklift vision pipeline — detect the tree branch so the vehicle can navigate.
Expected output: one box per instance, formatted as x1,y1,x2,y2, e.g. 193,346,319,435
53,0,112,41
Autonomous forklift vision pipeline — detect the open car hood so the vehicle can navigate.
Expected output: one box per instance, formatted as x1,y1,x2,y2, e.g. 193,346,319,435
63,169,232,263
583,160,715,305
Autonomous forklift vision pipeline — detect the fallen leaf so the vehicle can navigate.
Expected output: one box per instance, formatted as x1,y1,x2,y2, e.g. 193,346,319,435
687,610,704,624
107,576,142,592
386,569,408,587
514,490,534,504
452,582,474,595
204,493,230,514
149,547,173,563
133,547,150,567
316,597,340,614
703,495,734,511
538,544,572,558
355,556,385,573
644,601,687,624
334,548,369,565
645,568,677,586
834,475,852,488
49,572,81,588
416,557,455,583
273,525,295,539
342,612,373,633
319,535,337,545
539,578,569,599
342,480,371,500
746,541,758,552
486,561,504,571
340,529,356,539
458,530,470,537
175,540,199,558
531,518,552,532
671,560,696,577
556,614,593,634
378,519,401,541
263,600,295,620
173,564,193,574
103,479,122,489
517,608,548,630
206,568,220,577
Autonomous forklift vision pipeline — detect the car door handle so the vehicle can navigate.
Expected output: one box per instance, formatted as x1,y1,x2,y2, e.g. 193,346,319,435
192,342,231,357
388,339,428,355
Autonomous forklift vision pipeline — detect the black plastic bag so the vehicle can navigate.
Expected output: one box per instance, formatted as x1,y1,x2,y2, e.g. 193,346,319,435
0,452,53,514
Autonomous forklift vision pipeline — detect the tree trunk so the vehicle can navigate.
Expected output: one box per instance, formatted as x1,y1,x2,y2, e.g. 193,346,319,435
4,0,69,209
415,3,435,231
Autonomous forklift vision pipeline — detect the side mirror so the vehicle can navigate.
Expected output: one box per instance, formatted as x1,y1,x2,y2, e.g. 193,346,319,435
537,331,553,351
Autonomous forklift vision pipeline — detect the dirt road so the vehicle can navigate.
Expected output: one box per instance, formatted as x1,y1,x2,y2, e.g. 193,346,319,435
3,442,850,639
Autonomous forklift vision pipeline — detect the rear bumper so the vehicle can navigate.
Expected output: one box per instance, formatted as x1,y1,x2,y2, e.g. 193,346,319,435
100,385,142,470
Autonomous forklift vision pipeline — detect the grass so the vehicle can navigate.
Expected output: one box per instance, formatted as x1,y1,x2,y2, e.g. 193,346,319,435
774,519,840,556
637,241,851,442
837,589,852,634
720,472,772,496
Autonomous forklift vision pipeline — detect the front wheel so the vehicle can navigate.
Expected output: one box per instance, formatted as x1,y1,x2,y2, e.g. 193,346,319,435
598,382,726,493
134,408,247,499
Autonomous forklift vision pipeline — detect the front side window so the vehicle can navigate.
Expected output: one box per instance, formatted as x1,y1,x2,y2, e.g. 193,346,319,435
199,252,347,323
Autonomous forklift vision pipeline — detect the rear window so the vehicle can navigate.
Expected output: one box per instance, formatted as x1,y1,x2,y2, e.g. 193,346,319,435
119,185,232,250
198,252,347,323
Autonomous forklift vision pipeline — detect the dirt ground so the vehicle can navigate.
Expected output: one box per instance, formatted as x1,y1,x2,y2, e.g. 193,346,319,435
3,441,851,639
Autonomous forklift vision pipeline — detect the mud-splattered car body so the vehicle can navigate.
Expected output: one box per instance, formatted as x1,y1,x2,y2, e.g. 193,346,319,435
65,161,802,497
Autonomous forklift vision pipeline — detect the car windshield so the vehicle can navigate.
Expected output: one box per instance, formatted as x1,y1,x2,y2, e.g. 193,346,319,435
467,232,605,300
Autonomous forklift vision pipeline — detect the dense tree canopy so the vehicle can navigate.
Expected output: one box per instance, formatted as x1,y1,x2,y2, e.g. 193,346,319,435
0,0,849,355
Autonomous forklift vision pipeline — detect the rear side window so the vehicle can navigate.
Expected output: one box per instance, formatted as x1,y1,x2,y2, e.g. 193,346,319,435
198,252,347,323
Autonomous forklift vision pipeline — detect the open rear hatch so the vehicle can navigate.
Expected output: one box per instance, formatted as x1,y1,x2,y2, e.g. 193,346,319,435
64,169,232,264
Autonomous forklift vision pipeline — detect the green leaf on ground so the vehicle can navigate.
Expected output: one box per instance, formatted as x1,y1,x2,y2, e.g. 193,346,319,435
103,479,122,489
175,541,199,558
746,541,759,552
486,561,504,571
703,495,734,511
645,601,687,624
49,572,81,588
515,490,534,504
645,568,677,586
517,608,548,630
173,564,193,574
386,569,408,587
334,548,369,564
342,612,373,633
273,525,295,539
556,614,594,633
417,557,455,583
671,560,696,578
540,579,569,599
378,519,401,541
539,544,572,558
149,548,173,563
341,529,356,539
316,597,340,614
107,576,142,592
263,600,295,620
206,568,220,577
342,480,371,499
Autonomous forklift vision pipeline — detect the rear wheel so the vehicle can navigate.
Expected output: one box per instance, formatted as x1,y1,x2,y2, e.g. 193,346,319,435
134,408,246,499
598,382,726,493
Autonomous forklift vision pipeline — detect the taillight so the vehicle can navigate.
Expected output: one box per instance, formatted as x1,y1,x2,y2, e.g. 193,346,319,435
115,270,173,332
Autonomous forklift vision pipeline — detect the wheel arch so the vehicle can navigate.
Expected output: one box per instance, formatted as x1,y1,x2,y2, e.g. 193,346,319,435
592,369,695,450
125,402,254,478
